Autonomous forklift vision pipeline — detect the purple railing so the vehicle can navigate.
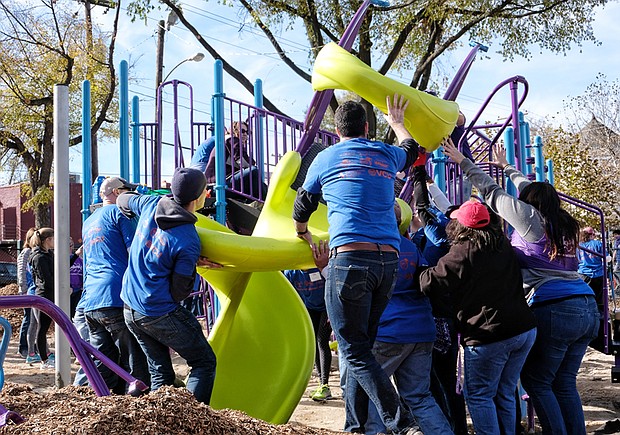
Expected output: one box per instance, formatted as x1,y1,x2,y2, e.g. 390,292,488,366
0,296,148,396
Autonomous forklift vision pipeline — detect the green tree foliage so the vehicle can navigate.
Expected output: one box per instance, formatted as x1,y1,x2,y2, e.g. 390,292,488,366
537,124,619,228
0,0,121,228
125,0,607,138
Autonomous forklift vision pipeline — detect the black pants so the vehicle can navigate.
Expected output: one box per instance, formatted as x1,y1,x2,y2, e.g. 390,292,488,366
308,309,332,385
34,309,53,361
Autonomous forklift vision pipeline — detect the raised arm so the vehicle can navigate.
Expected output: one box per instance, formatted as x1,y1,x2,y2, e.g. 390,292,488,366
442,138,545,241
384,94,419,169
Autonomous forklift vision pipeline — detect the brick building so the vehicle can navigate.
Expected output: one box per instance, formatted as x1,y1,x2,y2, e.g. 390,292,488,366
0,182,84,262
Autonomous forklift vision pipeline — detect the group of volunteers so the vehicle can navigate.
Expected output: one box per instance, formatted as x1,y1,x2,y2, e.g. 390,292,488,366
17,167,220,404
14,91,602,435
292,94,600,435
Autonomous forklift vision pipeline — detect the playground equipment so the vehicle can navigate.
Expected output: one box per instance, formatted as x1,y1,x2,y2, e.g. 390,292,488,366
312,42,460,151
2,0,616,430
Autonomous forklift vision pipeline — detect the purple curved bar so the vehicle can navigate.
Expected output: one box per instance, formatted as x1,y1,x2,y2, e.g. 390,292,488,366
0,295,109,395
0,404,24,426
443,43,487,102
296,0,374,156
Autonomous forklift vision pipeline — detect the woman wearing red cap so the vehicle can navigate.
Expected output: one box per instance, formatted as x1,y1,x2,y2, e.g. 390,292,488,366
443,138,599,435
419,199,536,435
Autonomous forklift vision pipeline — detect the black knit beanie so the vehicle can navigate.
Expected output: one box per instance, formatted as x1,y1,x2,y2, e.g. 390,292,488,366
171,167,207,205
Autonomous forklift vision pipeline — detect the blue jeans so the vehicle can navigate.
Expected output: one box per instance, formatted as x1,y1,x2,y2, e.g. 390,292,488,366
521,295,599,435
463,328,537,435
325,250,414,434
86,307,150,393
73,306,91,386
124,305,217,404
18,308,31,357
367,341,453,435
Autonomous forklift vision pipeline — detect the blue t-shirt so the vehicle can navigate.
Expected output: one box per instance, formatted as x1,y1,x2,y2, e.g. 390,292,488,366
613,238,620,268
81,205,136,311
302,138,406,250
283,268,326,312
121,195,201,317
376,236,436,344
190,137,216,173
577,239,604,278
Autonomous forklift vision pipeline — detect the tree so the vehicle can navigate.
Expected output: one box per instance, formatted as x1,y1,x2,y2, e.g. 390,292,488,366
533,124,619,228
126,0,606,139
0,0,121,228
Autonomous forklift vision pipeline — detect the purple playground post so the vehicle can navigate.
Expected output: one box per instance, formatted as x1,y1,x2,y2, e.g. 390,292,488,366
296,0,381,156
0,404,24,427
0,296,109,396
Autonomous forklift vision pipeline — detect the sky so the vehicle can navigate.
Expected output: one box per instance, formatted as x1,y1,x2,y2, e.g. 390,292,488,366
70,0,620,180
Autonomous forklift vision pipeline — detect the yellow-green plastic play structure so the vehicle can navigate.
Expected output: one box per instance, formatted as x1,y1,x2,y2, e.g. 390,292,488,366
196,151,329,424
190,21,457,426
312,42,460,151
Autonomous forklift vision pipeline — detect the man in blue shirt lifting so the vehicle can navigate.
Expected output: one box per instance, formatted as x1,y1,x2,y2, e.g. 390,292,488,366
292,94,421,435
118,167,221,404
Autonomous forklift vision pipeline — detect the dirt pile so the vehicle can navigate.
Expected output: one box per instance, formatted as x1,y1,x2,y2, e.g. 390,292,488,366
0,384,341,435
0,285,25,338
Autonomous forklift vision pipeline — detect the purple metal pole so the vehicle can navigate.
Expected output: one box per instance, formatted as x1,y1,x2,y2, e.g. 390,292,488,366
0,296,109,396
443,43,488,102
80,340,148,396
296,0,375,156
0,404,24,426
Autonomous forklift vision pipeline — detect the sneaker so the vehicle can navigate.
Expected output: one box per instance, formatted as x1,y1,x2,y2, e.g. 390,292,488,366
403,425,424,435
311,384,332,401
25,353,41,365
47,353,55,363
40,359,55,370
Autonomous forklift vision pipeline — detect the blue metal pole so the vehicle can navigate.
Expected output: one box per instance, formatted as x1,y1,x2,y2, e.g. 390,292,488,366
524,120,532,175
503,127,517,197
119,60,130,179
213,60,227,225
254,79,266,186
547,159,554,185
131,96,141,185
81,80,92,222
432,148,447,193
518,112,531,175
533,136,545,182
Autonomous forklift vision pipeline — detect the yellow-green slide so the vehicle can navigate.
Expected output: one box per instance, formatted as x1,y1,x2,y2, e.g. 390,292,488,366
196,151,329,424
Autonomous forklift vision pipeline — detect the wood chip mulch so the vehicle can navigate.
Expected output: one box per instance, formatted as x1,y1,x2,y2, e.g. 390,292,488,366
0,383,341,434
0,285,27,338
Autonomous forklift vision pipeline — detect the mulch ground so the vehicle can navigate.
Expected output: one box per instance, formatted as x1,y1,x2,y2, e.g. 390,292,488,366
0,383,341,434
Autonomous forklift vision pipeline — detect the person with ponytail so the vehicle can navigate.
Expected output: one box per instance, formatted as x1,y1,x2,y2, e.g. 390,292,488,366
443,139,599,435
28,227,56,370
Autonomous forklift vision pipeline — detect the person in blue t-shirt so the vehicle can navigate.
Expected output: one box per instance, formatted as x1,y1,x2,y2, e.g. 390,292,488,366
81,176,150,393
577,226,605,309
366,201,452,435
118,167,221,404
293,95,420,435
410,157,468,435
612,229,620,294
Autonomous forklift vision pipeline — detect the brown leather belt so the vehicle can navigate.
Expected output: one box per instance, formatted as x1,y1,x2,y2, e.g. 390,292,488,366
331,242,398,254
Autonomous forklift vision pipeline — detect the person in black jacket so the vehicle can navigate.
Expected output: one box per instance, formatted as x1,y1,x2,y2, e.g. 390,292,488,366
420,200,536,435
29,227,55,370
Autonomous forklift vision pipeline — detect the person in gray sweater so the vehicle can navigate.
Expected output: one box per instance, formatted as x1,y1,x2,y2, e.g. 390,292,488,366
443,138,599,435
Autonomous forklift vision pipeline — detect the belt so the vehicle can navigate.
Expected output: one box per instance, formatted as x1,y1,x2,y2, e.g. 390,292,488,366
331,242,398,254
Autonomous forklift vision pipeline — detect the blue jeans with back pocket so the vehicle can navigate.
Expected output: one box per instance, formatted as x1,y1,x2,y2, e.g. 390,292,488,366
325,249,415,434
124,305,216,404
521,295,599,435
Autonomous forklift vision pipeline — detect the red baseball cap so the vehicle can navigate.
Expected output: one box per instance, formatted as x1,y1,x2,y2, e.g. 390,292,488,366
451,200,491,229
